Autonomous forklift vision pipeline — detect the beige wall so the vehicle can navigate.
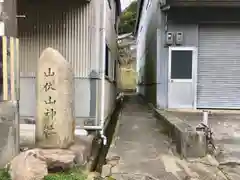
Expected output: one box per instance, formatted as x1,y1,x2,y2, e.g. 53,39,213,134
119,66,137,90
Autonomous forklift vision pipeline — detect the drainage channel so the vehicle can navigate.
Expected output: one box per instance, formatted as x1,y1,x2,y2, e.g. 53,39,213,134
93,95,126,173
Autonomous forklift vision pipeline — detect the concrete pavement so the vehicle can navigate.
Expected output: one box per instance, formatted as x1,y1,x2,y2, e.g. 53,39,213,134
172,111,240,179
171,112,240,162
102,96,227,180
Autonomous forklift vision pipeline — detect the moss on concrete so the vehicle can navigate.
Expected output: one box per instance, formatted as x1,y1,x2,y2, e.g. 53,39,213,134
0,169,11,180
144,54,157,106
44,168,87,180
0,168,87,180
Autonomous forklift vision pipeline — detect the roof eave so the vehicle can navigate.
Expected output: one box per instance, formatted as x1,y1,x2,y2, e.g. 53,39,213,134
134,0,144,36
116,0,122,16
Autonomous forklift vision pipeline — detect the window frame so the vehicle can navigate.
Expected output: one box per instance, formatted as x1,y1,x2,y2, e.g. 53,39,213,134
105,44,110,77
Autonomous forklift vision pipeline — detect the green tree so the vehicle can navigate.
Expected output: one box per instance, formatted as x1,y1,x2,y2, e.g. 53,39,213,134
118,0,138,35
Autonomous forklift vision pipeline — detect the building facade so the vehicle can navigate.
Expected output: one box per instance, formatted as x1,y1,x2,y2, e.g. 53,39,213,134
135,0,240,109
17,0,121,128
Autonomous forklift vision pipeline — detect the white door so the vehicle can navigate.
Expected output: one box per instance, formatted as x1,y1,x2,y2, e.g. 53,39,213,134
168,47,197,109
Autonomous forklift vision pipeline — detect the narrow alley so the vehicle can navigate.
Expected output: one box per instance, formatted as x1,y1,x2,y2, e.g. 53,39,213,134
102,95,229,180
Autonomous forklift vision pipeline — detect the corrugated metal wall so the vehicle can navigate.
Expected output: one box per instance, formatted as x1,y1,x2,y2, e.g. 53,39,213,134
17,0,101,122
18,0,99,78
198,25,240,108
18,0,118,123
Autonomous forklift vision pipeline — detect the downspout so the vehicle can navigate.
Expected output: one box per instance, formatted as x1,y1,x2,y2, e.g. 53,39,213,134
100,0,107,145
84,1,124,145
84,0,107,144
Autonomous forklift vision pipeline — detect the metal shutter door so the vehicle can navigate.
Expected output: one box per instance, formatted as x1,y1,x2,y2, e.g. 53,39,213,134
197,25,240,108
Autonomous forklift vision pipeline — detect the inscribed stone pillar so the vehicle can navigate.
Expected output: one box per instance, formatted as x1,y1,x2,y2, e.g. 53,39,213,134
36,48,75,149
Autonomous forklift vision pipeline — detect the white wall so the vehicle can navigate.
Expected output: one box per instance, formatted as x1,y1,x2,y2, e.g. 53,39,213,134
105,0,118,81
100,0,118,122
136,0,160,101
104,80,116,119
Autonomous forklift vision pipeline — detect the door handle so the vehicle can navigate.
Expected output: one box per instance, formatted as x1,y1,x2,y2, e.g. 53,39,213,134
169,79,173,83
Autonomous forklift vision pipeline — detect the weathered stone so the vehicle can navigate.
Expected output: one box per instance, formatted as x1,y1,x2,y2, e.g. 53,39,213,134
105,156,120,167
9,148,79,180
86,137,102,171
86,172,101,180
205,154,219,166
9,150,48,180
69,135,94,166
101,164,112,177
36,148,76,170
36,47,75,149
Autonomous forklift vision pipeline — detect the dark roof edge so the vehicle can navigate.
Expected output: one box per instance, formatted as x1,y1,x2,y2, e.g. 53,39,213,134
134,0,144,36
115,0,122,15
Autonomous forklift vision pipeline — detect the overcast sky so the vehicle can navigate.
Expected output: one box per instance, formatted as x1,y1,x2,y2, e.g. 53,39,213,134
121,0,133,10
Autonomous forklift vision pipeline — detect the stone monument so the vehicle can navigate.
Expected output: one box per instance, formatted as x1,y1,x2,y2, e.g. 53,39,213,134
36,48,75,149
